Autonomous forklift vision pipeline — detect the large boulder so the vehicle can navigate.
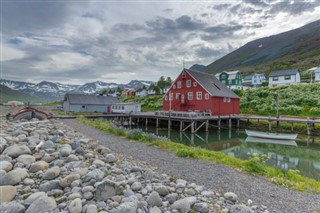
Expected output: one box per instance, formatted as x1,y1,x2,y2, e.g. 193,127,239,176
0,168,28,186
96,180,123,201
2,145,32,158
29,161,49,172
43,166,60,180
0,186,16,202
26,196,56,213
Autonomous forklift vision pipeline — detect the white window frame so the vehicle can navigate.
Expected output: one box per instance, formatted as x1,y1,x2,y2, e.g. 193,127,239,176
186,80,191,88
196,91,202,100
205,93,209,100
177,81,182,88
228,97,231,103
193,82,197,87
188,92,193,100
165,96,168,101
176,93,180,100
223,97,227,102
173,84,176,89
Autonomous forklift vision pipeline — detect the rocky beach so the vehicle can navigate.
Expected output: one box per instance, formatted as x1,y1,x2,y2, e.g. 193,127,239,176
0,114,271,213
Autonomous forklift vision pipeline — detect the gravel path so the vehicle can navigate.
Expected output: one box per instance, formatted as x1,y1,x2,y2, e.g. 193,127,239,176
62,119,320,213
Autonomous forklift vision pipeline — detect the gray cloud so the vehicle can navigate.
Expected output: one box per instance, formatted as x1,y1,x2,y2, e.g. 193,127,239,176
195,47,226,58
270,1,320,15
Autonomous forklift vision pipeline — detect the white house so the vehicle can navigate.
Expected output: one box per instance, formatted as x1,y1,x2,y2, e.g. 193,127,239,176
112,103,141,113
135,88,148,97
315,67,320,82
251,73,266,87
268,69,300,87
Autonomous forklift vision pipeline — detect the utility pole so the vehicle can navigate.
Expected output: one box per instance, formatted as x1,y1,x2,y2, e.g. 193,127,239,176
276,90,280,127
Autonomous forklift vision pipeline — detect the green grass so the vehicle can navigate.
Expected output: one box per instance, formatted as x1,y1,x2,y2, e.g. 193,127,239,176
77,116,320,193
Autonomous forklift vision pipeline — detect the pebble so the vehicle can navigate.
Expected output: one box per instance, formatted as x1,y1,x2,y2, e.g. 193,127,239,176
0,117,268,213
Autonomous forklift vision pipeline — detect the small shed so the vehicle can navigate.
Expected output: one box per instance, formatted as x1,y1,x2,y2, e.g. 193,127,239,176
63,93,118,113
112,102,141,113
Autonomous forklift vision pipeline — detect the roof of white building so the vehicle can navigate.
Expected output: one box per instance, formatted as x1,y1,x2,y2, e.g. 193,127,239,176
269,69,299,77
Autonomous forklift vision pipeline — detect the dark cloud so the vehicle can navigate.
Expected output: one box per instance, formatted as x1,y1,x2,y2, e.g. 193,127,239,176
212,4,231,10
205,24,244,34
146,15,205,34
270,1,320,15
195,47,226,58
112,23,146,32
2,1,80,34
241,0,268,7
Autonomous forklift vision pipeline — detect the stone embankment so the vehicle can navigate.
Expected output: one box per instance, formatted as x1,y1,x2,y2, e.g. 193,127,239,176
0,118,267,213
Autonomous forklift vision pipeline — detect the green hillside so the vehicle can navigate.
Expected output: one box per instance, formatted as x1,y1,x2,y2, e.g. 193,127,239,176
205,19,320,75
122,83,320,117
0,85,40,104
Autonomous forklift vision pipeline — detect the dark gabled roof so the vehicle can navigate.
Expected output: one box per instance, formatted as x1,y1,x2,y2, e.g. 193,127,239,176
185,69,239,99
65,93,119,105
269,69,299,77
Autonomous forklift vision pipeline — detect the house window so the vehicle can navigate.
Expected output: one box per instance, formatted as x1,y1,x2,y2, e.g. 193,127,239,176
228,97,231,103
196,92,202,100
193,82,197,87
205,93,209,100
165,96,168,101
182,72,186,78
169,93,173,101
176,93,180,100
177,81,182,88
223,97,227,102
122,106,124,110
188,92,193,100
173,84,176,89
273,76,278,81
186,80,191,88
285,75,291,80
221,74,226,80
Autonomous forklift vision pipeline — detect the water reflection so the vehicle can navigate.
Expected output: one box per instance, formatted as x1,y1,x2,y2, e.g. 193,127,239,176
142,127,320,181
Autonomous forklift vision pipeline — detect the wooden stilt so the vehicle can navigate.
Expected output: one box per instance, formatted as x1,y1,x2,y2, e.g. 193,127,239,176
180,121,183,132
229,115,232,130
307,117,310,135
191,121,195,134
168,119,171,130
291,122,294,132
129,116,132,128
218,116,221,131
268,116,271,131
156,119,159,129
205,120,209,132
237,119,240,129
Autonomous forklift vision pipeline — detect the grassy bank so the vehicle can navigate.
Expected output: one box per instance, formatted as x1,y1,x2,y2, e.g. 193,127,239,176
77,116,320,193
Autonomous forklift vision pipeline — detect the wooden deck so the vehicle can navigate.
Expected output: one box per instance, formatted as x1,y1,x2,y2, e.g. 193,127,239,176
53,111,320,135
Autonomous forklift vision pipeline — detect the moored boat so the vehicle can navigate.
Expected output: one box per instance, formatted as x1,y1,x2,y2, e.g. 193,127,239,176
245,129,297,140
245,136,298,146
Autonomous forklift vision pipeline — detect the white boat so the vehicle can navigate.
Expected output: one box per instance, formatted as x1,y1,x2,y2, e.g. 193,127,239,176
245,136,298,147
245,129,298,140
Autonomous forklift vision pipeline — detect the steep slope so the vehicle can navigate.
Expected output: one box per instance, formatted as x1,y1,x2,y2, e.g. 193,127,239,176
205,19,320,74
0,85,40,104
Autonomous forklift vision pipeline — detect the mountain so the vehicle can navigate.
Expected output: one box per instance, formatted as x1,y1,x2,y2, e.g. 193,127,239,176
189,64,206,72
0,84,40,104
0,79,155,102
205,19,320,74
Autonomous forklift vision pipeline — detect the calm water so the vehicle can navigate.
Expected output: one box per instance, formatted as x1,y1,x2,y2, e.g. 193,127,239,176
139,126,320,181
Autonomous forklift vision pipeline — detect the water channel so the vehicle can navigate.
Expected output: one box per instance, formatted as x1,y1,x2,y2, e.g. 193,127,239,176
137,125,320,181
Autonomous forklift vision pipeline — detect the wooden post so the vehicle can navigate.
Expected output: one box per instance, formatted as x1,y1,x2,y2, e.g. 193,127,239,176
237,119,240,129
307,117,310,135
229,115,232,130
137,118,139,125
191,121,195,134
129,116,132,128
218,116,221,131
205,120,209,132
312,117,315,130
180,121,183,132
268,116,271,131
168,119,171,130
156,119,159,129
291,122,294,132
145,118,148,129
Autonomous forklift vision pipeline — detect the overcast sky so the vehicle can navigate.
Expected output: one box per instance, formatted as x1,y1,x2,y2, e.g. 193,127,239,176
1,0,320,85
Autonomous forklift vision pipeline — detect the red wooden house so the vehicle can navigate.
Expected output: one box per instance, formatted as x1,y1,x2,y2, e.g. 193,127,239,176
163,69,240,115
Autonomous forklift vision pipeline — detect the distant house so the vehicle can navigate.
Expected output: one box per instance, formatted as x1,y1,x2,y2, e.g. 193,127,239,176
112,102,141,113
121,89,135,98
162,86,170,94
315,67,320,82
147,85,157,95
135,88,148,97
63,93,118,113
163,69,240,115
268,69,300,87
217,70,243,90
243,73,266,88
